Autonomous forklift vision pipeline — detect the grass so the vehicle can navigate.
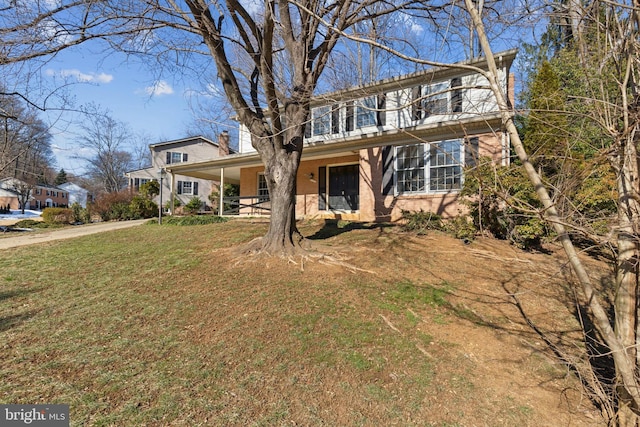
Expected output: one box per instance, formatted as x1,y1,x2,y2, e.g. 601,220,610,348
0,219,597,426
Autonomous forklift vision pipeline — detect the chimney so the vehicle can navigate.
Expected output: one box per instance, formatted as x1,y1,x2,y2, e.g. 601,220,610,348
218,130,230,157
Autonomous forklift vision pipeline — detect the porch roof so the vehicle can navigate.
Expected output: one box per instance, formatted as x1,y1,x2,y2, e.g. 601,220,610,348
165,113,504,183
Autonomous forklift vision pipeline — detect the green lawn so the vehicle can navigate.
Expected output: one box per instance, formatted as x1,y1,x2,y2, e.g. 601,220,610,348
0,220,599,426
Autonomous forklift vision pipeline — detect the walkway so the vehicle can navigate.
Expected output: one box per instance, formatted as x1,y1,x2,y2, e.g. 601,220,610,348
0,219,149,250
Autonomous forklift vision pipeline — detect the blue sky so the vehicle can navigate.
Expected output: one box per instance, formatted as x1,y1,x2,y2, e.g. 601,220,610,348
42,47,217,175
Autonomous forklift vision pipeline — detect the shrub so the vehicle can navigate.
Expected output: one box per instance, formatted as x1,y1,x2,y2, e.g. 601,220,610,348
401,210,477,242
461,158,549,249
70,202,87,223
93,190,135,221
129,195,158,219
166,197,181,211
161,215,228,226
139,180,160,198
13,219,54,229
184,197,203,215
401,210,444,234
42,207,73,224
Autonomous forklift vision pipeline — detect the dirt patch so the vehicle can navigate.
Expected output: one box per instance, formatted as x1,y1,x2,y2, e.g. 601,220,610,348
188,221,607,425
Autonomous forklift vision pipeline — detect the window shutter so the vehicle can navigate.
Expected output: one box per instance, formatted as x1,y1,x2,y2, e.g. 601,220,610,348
451,78,463,113
345,102,354,132
193,182,199,195
166,152,171,164
382,146,395,196
318,166,327,210
377,94,386,126
183,153,188,162
412,86,422,120
331,105,340,134
465,137,479,167
177,181,183,195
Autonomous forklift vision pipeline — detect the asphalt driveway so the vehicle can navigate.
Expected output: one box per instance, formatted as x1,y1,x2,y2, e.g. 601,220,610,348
0,219,149,250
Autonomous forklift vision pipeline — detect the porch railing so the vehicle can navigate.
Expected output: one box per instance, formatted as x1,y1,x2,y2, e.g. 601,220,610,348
221,196,270,216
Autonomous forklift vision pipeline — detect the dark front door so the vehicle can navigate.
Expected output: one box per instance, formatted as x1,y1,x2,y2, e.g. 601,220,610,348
328,164,359,211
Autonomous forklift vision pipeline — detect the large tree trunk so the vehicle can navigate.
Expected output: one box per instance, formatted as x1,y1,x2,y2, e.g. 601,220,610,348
249,105,308,255
260,141,303,254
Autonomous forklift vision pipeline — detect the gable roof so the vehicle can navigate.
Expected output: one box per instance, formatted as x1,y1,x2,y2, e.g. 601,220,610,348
149,136,218,149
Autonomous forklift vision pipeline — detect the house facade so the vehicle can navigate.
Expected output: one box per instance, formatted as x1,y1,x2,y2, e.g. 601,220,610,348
0,178,69,210
125,135,230,211
166,50,516,221
58,182,93,208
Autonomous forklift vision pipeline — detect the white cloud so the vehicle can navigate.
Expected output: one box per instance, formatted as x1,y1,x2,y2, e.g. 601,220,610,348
45,68,113,84
143,80,174,97
400,13,424,35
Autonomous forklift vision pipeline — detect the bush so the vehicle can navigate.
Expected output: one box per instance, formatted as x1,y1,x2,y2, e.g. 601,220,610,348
13,219,54,229
139,180,160,198
401,210,476,242
401,210,444,234
42,207,73,224
160,215,228,226
129,195,158,219
184,197,203,215
93,190,135,221
70,202,90,224
462,158,549,249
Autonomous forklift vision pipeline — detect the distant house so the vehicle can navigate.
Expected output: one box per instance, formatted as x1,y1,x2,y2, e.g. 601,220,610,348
0,178,70,210
165,50,517,221
0,186,19,210
125,134,232,212
59,182,93,208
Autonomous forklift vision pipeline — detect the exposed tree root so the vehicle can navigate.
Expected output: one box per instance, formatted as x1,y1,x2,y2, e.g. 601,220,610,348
230,236,376,274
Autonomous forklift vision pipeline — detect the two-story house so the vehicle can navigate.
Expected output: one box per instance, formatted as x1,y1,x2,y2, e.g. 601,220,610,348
0,178,70,210
164,50,516,221
125,134,231,211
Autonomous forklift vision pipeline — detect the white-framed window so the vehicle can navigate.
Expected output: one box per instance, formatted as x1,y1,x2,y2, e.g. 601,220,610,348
429,140,462,191
166,151,188,164
413,78,464,120
356,96,377,128
312,105,332,136
177,180,198,195
396,144,426,193
423,81,449,116
311,104,340,136
394,139,464,194
132,178,151,191
257,174,269,201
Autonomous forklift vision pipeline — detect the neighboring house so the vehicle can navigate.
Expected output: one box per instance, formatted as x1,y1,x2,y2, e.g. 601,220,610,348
125,134,231,211
165,50,517,221
0,178,70,210
0,187,19,210
59,182,93,208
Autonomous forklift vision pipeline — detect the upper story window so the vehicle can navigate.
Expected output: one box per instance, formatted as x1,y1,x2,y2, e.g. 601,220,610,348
166,151,188,164
307,95,385,139
412,78,463,120
356,96,377,128
312,105,332,136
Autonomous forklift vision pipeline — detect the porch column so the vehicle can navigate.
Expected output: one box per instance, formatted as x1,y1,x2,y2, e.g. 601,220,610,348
170,172,176,215
219,167,225,216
